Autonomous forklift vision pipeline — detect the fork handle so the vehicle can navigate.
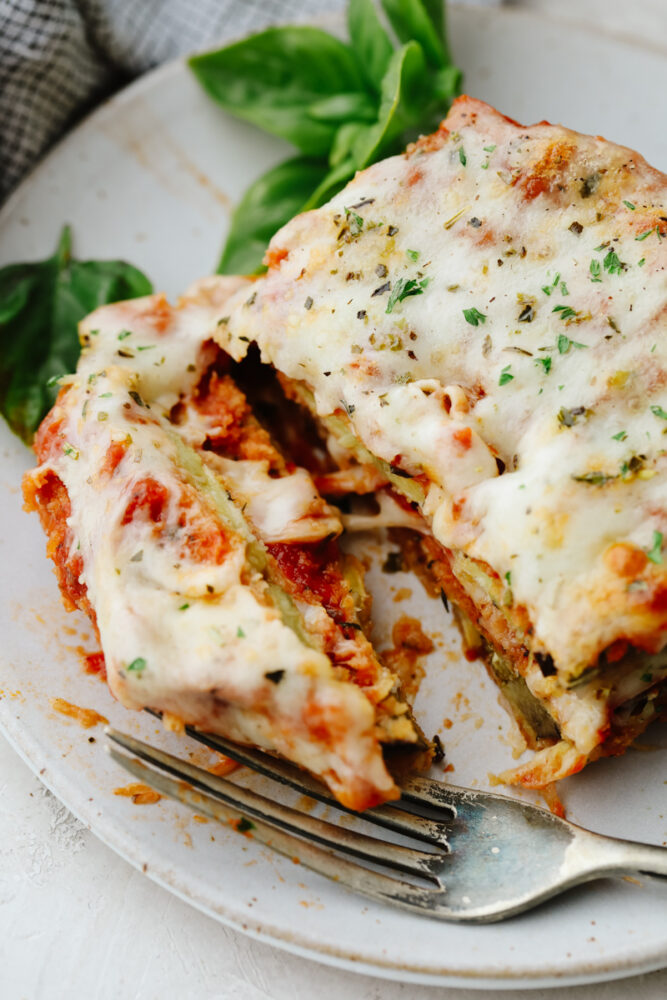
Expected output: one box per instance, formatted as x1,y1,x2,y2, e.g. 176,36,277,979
580,830,667,880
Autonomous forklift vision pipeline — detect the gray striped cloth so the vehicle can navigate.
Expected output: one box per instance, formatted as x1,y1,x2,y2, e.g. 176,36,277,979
0,0,343,202
0,0,502,204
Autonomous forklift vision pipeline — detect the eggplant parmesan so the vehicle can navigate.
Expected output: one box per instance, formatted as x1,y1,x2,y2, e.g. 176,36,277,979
23,279,426,810
217,96,667,788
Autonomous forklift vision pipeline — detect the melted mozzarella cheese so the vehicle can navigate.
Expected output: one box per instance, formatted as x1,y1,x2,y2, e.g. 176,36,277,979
220,97,667,693
48,368,333,711
213,458,342,543
29,286,400,808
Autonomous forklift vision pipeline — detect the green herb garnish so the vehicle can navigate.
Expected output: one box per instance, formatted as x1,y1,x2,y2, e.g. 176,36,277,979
190,0,462,275
650,404,667,421
572,471,617,486
127,657,147,673
557,334,586,354
553,305,578,321
499,365,513,386
623,200,636,211
462,306,486,326
344,205,364,231
646,530,663,565
386,275,429,313
0,226,152,442
535,356,552,374
603,248,626,274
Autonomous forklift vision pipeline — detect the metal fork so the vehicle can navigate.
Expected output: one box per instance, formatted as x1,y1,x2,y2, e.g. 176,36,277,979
106,727,667,922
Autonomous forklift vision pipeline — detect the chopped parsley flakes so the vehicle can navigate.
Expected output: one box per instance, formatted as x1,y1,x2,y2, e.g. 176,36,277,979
385,276,429,314
650,404,667,421
646,530,664,565
557,334,586,354
235,817,255,833
127,657,147,673
603,248,626,274
499,365,514,386
462,306,486,326
572,470,617,486
344,206,364,232
553,305,578,321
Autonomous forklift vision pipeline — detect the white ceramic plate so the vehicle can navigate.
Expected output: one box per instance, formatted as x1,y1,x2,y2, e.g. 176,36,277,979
1,3,667,989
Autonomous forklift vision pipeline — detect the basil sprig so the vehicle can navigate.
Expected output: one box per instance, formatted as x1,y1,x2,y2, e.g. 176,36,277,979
0,226,152,442
190,0,462,275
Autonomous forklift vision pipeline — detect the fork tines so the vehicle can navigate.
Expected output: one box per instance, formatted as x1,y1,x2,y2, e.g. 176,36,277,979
106,728,455,915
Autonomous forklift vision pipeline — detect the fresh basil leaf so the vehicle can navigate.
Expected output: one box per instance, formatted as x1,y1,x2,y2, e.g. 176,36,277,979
381,0,448,69
196,5,462,276
431,63,463,103
218,156,329,275
421,0,443,36
329,121,369,169
347,0,395,92
420,0,454,61
0,226,152,443
353,41,427,169
308,91,377,124
302,157,358,211
189,27,366,157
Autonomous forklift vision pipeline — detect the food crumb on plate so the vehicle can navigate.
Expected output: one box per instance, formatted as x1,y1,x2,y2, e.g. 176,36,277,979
113,782,162,805
51,697,108,728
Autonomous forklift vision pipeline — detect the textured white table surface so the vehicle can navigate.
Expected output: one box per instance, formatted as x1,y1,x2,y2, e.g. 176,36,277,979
3,2,667,998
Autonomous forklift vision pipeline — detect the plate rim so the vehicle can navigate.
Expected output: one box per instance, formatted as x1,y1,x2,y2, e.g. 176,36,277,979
2,2,667,988
3,688,667,990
